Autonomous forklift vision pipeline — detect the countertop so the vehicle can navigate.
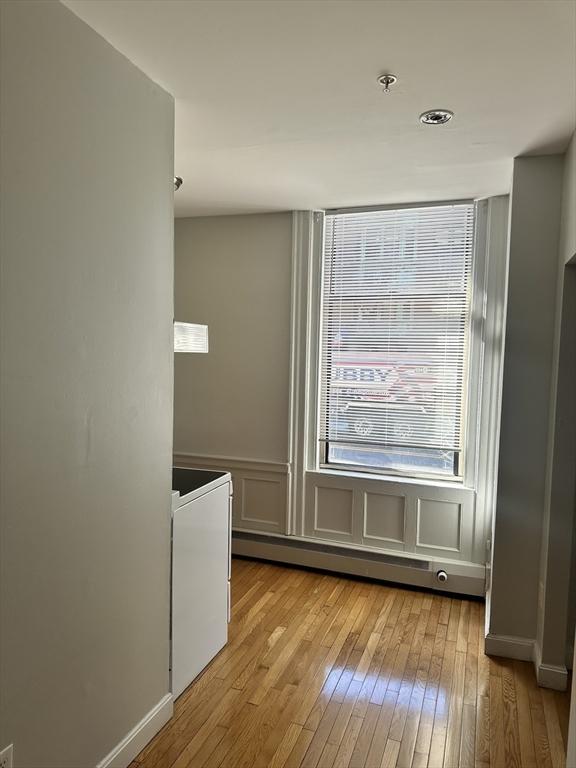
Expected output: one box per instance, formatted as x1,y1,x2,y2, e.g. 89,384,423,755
172,467,231,510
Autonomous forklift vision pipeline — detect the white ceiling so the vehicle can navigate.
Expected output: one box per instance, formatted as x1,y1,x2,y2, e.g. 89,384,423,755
64,0,576,217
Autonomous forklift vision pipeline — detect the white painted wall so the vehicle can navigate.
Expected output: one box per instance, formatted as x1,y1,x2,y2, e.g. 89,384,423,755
174,214,292,463
535,133,576,691
0,2,174,766
489,156,564,646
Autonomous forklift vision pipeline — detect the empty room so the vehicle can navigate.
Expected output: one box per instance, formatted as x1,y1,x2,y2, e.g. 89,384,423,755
1,1,576,767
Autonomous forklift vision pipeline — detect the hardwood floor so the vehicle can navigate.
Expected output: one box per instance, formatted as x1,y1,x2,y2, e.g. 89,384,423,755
134,558,571,768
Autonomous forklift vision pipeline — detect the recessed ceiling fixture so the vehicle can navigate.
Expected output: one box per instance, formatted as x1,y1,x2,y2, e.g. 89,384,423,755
377,73,397,93
420,109,454,125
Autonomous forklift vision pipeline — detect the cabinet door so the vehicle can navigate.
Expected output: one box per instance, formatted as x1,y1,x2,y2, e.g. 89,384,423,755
172,483,229,698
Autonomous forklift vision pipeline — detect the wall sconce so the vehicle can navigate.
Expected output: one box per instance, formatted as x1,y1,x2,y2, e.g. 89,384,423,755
174,322,209,353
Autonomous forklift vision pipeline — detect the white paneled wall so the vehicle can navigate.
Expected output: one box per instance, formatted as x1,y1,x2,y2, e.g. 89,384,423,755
363,490,405,547
304,471,475,561
174,454,290,536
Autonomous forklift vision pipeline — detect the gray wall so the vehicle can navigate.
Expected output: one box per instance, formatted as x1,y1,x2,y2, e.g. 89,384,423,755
174,214,292,463
538,130,576,673
0,2,174,766
538,267,576,669
490,156,564,642
555,132,576,758
560,132,576,264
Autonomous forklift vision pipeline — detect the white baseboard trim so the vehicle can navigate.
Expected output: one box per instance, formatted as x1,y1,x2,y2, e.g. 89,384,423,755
536,662,569,691
485,635,569,690
233,532,486,596
533,642,569,691
484,633,535,661
96,693,173,768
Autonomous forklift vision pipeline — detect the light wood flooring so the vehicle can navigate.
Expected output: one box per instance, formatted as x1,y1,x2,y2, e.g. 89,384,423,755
134,558,571,768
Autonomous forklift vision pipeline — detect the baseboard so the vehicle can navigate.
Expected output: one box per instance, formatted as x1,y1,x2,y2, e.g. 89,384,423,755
536,663,569,691
485,635,569,690
533,642,569,691
233,532,486,597
484,633,535,661
96,693,173,768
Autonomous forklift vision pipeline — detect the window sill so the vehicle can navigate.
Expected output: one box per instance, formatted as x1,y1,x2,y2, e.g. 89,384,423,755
308,466,475,492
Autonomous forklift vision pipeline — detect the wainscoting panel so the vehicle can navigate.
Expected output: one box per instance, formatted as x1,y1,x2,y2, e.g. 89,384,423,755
362,491,406,550
175,457,479,567
417,499,462,552
303,471,476,561
414,486,475,561
314,486,354,538
239,474,287,531
174,453,290,535
303,471,359,541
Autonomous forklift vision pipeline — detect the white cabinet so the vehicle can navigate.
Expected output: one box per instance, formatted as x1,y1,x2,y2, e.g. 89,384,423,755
171,476,231,699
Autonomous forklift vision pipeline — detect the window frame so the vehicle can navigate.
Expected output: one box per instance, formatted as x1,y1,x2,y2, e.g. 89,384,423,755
310,199,486,487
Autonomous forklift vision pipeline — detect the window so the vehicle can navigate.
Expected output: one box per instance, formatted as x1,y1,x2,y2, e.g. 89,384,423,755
318,203,475,479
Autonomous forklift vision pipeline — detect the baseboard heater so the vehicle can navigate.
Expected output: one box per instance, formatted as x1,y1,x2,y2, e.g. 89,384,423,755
232,531,485,597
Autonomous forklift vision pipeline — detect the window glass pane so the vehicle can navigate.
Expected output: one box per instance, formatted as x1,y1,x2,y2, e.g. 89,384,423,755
327,444,457,477
319,203,474,478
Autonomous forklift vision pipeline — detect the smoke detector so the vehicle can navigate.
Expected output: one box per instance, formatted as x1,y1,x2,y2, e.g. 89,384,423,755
420,109,454,125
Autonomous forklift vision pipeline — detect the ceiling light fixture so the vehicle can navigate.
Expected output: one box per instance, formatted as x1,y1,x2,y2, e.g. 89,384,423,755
420,109,454,125
377,73,397,93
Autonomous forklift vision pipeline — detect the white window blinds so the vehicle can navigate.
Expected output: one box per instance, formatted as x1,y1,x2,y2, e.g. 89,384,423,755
319,203,475,473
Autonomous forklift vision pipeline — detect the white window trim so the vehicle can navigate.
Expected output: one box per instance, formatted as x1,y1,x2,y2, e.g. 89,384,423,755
288,198,509,557
288,210,323,535
474,196,511,567
318,199,480,485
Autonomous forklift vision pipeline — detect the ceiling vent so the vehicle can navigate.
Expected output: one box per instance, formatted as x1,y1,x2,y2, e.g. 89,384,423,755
420,109,454,125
